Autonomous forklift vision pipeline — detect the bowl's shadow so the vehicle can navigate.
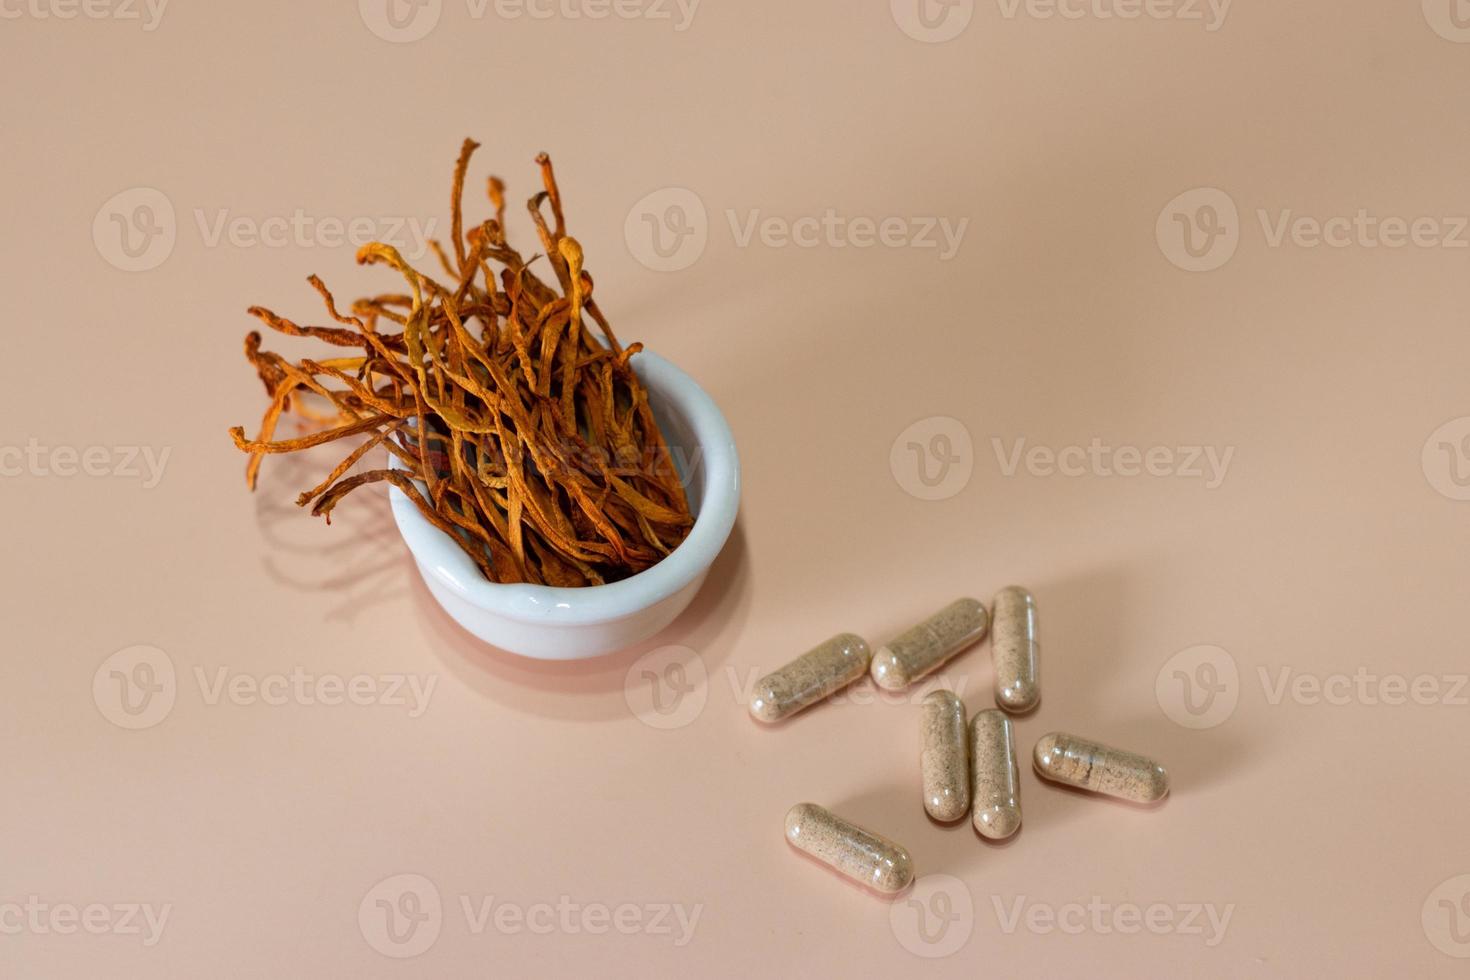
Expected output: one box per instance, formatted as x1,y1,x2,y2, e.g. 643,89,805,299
409,518,753,720
246,416,751,699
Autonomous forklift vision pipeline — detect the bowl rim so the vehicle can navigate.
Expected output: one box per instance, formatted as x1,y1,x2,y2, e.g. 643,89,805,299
388,348,740,626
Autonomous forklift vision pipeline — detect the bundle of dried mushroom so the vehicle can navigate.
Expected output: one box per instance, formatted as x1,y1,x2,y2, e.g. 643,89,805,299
229,139,694,586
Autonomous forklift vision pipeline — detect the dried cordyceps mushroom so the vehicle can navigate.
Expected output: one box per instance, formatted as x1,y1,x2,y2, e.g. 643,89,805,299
229,139,694,586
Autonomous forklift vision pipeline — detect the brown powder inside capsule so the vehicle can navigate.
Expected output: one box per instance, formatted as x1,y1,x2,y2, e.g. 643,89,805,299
919,690,970,822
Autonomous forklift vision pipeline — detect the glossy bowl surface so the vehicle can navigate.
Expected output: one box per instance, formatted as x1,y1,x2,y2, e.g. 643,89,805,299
389,349,739,659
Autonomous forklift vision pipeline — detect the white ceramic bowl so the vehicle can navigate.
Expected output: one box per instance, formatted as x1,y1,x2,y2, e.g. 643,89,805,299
388,349,739,659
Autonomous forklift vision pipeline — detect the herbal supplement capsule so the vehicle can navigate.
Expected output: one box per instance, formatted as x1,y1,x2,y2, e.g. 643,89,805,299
991,586,1040,712
784,803,914,895
919,691,970,822
749,633,871,723
871,599,989,691
970,709,1021,839
1033,732,1170,803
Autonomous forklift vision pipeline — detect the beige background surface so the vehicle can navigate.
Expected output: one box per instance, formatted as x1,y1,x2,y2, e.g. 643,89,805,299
4,0,1470,975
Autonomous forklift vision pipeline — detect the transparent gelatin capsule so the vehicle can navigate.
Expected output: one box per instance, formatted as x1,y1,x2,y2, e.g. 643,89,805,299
970,709,1021,839
991,586,1040,712
784,803,915,895
920,691,970,822
871,599,989,691
749,633,871,723
1033,732,1170,804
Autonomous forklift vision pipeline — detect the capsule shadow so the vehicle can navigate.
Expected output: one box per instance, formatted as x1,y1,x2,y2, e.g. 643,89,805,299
1030,773,1172,811
782,839,914,904
923,810,971,830
825,782,989,882
1024,564,1134,703
1021,714,1263,832
972,824,1024,848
